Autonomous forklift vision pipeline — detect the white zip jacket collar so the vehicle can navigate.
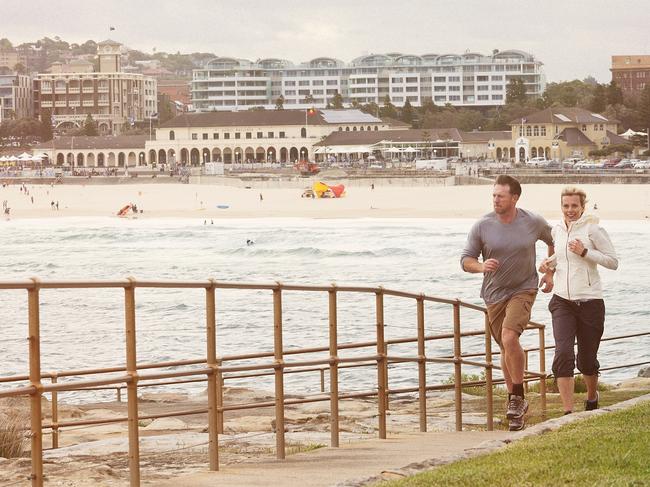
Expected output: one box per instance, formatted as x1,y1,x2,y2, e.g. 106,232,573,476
547,213,618,301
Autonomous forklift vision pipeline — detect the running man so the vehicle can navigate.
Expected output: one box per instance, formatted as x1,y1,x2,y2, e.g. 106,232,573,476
461,175,554,431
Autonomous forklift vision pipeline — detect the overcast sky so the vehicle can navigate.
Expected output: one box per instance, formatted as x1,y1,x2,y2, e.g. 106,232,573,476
4,0,649,82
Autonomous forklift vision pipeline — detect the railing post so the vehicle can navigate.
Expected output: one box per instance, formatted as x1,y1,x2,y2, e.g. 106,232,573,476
28,279,44,487
205,281,219,471
484,311,494,431
328,286,340,448
217,362,224,434
51,374,59,449
376,289,387,439
417,297,427,432
273,285,286,459
124,278,141,487
453,300,463,432
539,326,547,418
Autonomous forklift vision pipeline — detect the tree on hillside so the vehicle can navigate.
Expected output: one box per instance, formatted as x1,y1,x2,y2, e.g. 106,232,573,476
82,114,98,136
589,83,607,113
359,102,379,117
275,95,285,110
401,99,414,125
304,94,315,105
380,95,397,119
330,91,344,109
606,80,625,106
0,38,13,49
638,84,650,132
540,80,595,108
40,109,53,141
506,78,527,104
12,63,27,75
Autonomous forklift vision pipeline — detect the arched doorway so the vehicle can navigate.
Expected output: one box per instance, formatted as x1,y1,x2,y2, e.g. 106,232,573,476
202,148,211,164
149,150,157,164
280,147,288,163
289,147,299,162
300,147,309,160
267,147,276,163
255,147,265,162
223,148,233,164
180,148,189,164
128,152,137,166
87,153,95,167
167,149,176,165
509,148,515,159
496,147,503,160
107,152,116,167
67,153,75,166
545,147,551,159
531,147,538,158
118,152,126,167
97,153,105,167
57,153,64,165
518,147,526,163
190,148,200,165
211,148,222,162
76,153,84,167
158,149,166,164
244,147,255,163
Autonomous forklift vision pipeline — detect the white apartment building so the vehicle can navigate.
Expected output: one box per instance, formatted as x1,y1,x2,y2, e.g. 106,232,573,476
0,73,33,121
192,50,545,111
33,40,157,135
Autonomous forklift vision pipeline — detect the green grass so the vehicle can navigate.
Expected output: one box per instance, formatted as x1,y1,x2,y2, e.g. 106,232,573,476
382,400,650,487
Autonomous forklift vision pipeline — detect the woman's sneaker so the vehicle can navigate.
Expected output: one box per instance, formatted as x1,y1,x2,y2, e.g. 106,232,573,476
584,392,599,411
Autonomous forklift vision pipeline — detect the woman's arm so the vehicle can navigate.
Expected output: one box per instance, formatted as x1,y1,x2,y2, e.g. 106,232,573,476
584,225,619,270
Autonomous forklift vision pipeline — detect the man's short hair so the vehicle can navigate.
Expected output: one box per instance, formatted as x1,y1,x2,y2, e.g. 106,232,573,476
494,175,522,197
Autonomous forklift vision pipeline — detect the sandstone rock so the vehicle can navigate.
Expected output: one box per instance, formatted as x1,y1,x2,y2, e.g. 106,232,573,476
143,417,188,431
638,366,650,378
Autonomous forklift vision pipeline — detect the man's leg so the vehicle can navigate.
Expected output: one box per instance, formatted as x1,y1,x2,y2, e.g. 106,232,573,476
499,345,513,394
501,328,525,385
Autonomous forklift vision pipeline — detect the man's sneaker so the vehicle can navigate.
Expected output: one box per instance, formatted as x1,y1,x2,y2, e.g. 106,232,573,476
508,414,525,431
506,395,529,419
584,392,599,411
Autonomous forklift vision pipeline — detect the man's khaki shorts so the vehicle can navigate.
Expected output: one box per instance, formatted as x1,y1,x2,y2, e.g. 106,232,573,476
486,290,537,345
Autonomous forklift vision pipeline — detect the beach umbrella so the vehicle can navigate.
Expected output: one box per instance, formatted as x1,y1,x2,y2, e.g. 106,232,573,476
18,152,31,159
402,147,417,153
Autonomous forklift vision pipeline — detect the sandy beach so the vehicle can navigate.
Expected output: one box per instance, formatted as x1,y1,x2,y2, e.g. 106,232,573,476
1,181,649,220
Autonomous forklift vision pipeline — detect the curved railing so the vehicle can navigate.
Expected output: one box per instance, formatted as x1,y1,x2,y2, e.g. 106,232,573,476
0,278,647,487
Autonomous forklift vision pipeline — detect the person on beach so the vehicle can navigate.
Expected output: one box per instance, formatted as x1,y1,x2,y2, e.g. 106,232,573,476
539,187,618,414
461,175,554,431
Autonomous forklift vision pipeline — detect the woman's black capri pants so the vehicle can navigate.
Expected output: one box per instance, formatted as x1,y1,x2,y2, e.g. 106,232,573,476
549,294,605,378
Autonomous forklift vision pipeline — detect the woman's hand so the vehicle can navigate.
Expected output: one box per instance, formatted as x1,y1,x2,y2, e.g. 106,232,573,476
539,258,555,273
568,238,586,256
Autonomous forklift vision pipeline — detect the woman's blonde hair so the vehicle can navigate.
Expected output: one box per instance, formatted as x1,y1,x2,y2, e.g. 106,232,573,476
561,186,588,207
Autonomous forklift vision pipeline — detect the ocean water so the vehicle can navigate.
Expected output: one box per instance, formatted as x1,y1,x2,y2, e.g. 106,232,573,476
1,217,648,401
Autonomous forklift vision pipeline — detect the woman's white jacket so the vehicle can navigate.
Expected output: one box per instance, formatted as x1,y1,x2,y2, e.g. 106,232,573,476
547,213,618,301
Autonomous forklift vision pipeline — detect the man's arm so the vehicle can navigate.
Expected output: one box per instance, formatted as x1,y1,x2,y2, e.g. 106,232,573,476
462,256,499,274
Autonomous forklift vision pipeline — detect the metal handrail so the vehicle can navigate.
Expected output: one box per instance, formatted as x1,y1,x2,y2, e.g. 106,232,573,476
0,277,549,487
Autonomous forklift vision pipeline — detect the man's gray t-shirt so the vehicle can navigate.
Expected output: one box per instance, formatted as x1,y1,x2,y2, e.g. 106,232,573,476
460,208,552,305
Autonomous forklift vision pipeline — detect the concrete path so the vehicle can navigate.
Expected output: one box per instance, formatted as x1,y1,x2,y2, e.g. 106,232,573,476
153,430,512,487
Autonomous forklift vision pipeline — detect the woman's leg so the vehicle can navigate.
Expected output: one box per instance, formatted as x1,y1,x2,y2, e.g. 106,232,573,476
576,299,605,404
550,295,578,413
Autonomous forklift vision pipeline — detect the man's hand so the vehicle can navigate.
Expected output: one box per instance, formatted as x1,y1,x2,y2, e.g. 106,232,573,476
482,258,500,273
539,273,554,293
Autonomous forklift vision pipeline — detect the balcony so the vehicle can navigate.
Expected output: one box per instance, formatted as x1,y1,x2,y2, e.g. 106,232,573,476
41,101,53,108
82,87,94,94
40,87,52,94
55,101,67,107
54,88,67,94
98,100,110,106
69,100,81,107
68,87,80,94
98,86,109,93
82,100,95,107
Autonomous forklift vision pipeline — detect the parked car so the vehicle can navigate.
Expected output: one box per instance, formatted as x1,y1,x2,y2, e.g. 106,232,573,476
604,158,622,168
614,159,634,169
575,160,604,170
562,158,580,167
526,157,551,167
633,160,650,169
